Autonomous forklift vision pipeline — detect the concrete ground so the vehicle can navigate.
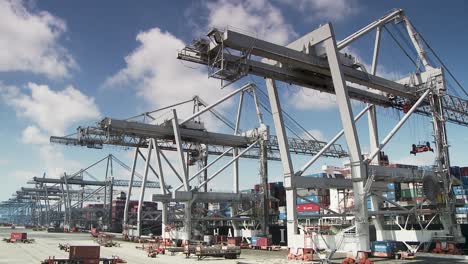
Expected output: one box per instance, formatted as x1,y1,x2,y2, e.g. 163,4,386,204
0,227,466,264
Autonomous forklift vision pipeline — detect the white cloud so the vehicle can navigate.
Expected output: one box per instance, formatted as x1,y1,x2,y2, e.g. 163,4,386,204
277,0,360,22
343,46,403,81
8,170,37,182
304,129,325,141
104,27,238,130
21,125,48,144
0,0,76,78
287,85,337,110
395,153,436,166
1,82,99,180
40,145,81,178
205,0,297,45
1,82,100,136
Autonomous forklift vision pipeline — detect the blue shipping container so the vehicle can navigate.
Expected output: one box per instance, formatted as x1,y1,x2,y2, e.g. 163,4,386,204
305,172,327,178
371,241,398,253
251,236,257,246
279,213,286,220
297,211,319,216
462,176,468,185
297,195,318,204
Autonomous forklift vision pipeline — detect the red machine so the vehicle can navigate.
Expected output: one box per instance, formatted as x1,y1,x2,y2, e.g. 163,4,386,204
42,245,126,264
147,246,166,258
432,242,462,255
90,228,99,238
342,251,373,264
410,142,433,155
287,248,314,261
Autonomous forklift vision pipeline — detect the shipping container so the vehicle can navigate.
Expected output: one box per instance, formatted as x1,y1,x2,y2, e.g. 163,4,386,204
297,203,320,212
400,188,422,198
278,213,286,220
372,241,398,253
461,167,468,177
227,237,242,246
251,236,257,246
256,237,272,247
10,232,27,240
69,245,100,260
296,195,318,204
451,166,461,178
462,176,468,186
297,211,319,216
304,172,327,178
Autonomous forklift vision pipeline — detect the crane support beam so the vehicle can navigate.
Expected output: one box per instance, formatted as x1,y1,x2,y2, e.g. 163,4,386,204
100,118,255,148
294,177,387,190
32,177,160,188
152,192,258,203
203,29,413,98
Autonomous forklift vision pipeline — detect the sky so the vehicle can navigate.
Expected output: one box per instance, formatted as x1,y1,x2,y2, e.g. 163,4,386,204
0,0,468,202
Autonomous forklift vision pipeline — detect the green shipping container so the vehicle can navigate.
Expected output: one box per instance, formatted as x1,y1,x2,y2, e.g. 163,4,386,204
400,189,422,198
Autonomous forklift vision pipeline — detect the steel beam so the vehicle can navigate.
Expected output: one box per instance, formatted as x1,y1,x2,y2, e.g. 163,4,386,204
295,105,371,176
265,78,298,241
100,118,254,148
137,139,153,236
124,147,139,232
367,89,431,162
322,23,369,251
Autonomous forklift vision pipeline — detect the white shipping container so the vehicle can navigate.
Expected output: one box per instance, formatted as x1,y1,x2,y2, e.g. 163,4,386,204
208,203,220,211
279,206,286,213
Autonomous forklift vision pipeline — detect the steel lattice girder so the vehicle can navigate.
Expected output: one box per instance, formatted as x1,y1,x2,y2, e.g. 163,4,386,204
50,123,347,159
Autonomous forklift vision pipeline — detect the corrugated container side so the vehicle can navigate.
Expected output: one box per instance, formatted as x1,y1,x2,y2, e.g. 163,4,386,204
69,246,100,260
296,195,318,204
256,237,271,247
278,213,286,220
297,203,320,212
10,233,27,240
251,236,257,246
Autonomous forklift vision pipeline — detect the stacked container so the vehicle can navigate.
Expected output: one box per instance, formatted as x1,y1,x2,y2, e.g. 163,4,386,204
296,195,320,216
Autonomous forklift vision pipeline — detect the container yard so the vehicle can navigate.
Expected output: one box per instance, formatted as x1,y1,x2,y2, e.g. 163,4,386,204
1,1,468,263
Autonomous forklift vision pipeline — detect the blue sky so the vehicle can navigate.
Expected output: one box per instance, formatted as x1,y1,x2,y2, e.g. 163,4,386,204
1,0,467,201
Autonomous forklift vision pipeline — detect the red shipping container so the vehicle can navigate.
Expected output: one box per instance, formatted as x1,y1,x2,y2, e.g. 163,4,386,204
256,237,272,247
227,237,242,246
69,245,100,261
10,232,27,240
297,203,320,212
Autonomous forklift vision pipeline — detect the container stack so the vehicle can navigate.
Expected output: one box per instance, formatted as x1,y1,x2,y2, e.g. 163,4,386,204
399,183,423,202
254,182,286,207
453,166,468,222
207,202,231,217
296,195,320,216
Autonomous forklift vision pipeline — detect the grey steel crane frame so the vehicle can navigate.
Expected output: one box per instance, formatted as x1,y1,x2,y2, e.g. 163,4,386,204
177,8,466,252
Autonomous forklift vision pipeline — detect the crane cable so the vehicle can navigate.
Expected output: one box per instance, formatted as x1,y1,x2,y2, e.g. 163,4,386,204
383,25,421,72
410,23,468,98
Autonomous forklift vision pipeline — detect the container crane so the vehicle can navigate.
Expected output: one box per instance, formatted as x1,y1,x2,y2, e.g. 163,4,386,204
177,7,468,260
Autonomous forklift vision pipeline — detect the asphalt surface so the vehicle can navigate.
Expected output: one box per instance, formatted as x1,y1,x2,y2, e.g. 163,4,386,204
0,227,466,263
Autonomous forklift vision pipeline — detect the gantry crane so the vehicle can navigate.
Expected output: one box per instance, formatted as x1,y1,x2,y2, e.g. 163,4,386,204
50,84,350,239
177,8,468,257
